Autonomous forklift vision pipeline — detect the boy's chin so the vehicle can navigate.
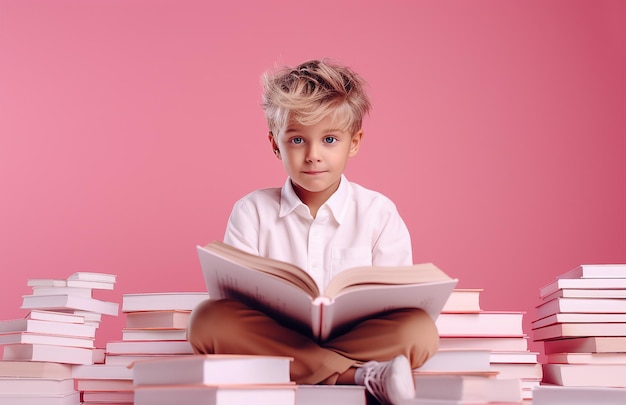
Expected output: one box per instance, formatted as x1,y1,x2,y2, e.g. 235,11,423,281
292,179,339,195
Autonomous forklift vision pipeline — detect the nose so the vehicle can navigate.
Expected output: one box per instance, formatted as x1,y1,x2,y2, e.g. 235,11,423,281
305,144,322,163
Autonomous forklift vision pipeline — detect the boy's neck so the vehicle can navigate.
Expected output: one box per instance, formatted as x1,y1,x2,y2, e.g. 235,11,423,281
291,179,341,219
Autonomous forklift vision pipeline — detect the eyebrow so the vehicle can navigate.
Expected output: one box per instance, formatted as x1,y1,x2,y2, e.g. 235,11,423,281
285,127,345,134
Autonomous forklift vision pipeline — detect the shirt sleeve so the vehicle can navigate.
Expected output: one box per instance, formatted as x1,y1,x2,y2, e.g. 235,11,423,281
223,198,261,256
371,201,413,267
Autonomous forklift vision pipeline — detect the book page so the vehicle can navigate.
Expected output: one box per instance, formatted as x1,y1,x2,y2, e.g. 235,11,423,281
203,242,319,296
198,246,321,336
318,279,458,341
324,263,452,298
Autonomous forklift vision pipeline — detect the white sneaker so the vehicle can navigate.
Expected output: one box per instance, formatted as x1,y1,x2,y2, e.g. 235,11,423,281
362,355,415,405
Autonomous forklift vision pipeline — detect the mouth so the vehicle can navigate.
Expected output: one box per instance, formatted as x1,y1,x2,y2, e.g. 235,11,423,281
302,171,326,175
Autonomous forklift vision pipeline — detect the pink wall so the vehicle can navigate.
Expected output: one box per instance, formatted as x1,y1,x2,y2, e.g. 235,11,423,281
1,0,624,355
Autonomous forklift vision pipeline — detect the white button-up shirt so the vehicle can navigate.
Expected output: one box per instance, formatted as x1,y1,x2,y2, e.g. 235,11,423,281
224,175,412,291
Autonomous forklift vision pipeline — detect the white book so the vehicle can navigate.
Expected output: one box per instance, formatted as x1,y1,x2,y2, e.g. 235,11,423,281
105,354,182,366
0,318,96,338
82,391,134,402
542,288,626,301
533,322,626,340
542,363,626,387
26,276,114,290
105,340,194,355
125,310,191,328
67,272,117,283
0,391,80,405
533,384,626,405
546,352,626,365
540,278,626,298
122,292,210,312
27,310,85,324
0,332,94,348
75,378,133,391
198,241,457,342
536,297,626,318
413,374,522,403
134,384,296,405
296,385,366,405
532,312,626,328
489,362,543,379
27,279,67,287
487,377,523,403
414,350,491,372
132,354,292,386
0,377,75,395
65,279,114,290
0,361,73,378
21,294,119,316
121,328,188,341
438,336,529,352
489,351,539,363
72,364,133,380
559,264,626,279
435,311,525,337
441,289,482,313
543,336,626,354
31,286,92,298
3,343,94,365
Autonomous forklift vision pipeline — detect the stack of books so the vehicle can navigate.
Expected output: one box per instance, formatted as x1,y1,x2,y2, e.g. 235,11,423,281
412,347,522,403
532,264,626,390
106,291,208,366
119,292,208,345
132,354,296,405
74,291,207,367
532,384,626,405
425,288,540,402
73,362,133,404
0,310,97,365
0,272,118,405
0,361,78,405
409,373,523,404
73,291,208,404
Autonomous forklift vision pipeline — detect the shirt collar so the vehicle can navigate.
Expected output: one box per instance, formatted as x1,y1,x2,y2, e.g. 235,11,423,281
279,175,351,224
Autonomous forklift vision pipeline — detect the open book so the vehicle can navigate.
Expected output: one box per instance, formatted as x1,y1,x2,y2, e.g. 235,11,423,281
197,241,458,342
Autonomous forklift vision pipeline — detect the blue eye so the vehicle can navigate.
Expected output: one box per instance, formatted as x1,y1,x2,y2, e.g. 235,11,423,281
291,137,304,144
324,136,337,144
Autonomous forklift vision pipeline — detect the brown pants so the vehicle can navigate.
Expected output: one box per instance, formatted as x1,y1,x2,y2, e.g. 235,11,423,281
187,298,439,384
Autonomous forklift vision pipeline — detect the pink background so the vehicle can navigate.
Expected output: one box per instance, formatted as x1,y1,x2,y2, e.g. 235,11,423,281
1,0,624,355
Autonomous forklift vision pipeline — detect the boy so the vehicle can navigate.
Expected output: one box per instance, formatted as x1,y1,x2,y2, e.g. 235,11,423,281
188,59,439,405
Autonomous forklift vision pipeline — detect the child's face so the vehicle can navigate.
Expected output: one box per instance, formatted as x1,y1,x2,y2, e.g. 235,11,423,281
269,114,362,205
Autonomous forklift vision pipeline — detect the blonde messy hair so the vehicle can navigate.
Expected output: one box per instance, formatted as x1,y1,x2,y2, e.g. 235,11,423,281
261,59,371,137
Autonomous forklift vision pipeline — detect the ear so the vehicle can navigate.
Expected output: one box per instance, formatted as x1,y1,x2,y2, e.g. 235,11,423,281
348,129,364,157
268,132,281,159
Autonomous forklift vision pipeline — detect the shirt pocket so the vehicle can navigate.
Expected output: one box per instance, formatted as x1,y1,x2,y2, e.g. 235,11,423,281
330,247,373,278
